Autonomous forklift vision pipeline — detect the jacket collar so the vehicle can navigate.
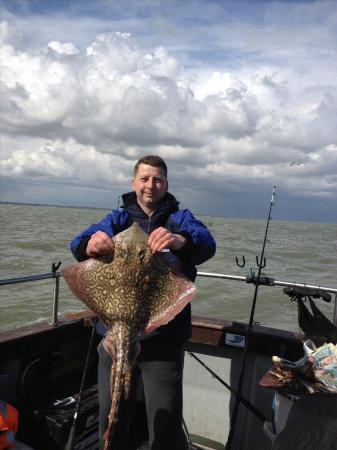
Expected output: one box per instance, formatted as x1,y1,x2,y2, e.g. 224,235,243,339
121,191,179,216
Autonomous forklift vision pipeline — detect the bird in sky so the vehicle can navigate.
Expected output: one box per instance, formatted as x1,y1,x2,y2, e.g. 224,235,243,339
290,161,304,166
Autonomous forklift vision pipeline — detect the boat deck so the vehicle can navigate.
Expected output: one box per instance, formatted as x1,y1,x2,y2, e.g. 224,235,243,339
0,311,306,450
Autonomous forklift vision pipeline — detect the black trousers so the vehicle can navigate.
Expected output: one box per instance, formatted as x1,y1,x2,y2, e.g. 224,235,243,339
97,338,188,450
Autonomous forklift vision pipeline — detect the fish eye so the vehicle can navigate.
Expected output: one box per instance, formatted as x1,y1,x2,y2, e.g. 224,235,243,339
138,250,145,261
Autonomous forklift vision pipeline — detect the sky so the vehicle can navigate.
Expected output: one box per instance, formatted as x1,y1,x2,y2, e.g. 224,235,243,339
0,0,336,223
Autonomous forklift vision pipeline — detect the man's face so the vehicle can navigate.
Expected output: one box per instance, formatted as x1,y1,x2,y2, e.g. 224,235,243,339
132,163,168,214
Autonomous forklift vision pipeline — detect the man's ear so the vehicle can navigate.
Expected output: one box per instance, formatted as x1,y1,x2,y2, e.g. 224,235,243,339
132,178,136,191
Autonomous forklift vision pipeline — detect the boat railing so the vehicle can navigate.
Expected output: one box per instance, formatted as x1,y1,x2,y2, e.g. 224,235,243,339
1,266,336,326
198,271,337,294
0,269,62,326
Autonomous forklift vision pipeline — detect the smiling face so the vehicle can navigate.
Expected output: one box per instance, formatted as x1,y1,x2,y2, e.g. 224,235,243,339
132,163,168,215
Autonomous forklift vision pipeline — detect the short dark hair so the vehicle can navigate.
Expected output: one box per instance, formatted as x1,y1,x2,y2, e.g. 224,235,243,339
134,155,167,177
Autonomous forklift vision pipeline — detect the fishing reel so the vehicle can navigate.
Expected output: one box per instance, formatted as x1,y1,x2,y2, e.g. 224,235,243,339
283,285,331,303
283,286,336,345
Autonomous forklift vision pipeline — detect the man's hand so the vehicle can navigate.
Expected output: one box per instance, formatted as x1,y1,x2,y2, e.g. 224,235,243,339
86,231,114,258
148,227,187,253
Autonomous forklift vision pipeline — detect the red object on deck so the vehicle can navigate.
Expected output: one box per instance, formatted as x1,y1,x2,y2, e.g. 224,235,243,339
0,401,18,449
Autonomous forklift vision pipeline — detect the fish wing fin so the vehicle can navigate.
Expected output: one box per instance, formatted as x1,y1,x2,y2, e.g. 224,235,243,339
61,258,117,325
143,266,197,335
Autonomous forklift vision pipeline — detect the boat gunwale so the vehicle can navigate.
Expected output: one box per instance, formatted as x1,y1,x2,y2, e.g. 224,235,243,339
0,310,304,346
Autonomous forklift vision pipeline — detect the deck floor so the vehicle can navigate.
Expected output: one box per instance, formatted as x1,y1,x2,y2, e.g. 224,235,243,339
137,442,218,450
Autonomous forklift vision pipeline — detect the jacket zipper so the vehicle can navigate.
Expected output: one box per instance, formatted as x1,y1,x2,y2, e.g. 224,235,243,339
147,216,152,234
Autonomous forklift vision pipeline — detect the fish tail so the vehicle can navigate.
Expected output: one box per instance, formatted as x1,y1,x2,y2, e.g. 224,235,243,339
103,326,133,449
124,341,141,398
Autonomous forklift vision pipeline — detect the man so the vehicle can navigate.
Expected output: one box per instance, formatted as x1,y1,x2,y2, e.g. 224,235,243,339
70,155,216,450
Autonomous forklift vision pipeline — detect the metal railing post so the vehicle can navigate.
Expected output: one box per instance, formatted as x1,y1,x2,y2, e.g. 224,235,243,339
50,274,60,326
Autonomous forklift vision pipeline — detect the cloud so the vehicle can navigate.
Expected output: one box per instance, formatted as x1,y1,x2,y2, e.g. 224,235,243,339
0,19,22,46
1,137,131,187
46,41,80,57
0,0,336,222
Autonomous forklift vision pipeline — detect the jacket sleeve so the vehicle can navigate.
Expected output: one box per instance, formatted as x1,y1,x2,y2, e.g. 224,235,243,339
70,210,128,261
171,209,216,265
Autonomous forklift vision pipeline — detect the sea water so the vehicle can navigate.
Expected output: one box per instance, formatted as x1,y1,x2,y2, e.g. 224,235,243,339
0,203,336,333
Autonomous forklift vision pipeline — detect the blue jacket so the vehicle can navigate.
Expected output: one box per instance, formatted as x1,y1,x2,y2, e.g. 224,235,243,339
70,192,216,342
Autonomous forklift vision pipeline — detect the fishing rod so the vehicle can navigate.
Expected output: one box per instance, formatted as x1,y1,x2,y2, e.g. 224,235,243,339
225,186,276,450
65,317,97,450
188,351,267,422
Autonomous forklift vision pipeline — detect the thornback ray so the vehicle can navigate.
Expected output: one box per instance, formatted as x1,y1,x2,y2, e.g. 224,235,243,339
61,222,197,450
